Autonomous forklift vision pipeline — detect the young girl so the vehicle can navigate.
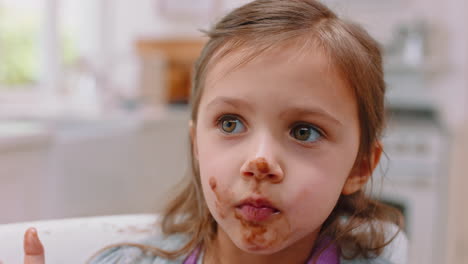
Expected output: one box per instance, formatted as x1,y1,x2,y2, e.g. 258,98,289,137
23,0,406,263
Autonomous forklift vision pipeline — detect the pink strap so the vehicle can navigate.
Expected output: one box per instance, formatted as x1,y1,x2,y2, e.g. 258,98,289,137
307,237,340,264
183,246,201,264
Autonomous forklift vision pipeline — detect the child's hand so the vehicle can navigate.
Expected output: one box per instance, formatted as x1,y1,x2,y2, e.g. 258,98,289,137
23,227,45,264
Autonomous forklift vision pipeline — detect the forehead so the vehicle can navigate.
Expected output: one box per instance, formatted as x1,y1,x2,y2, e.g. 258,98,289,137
206,39,329,83
200,41,357,118
204,38,349,92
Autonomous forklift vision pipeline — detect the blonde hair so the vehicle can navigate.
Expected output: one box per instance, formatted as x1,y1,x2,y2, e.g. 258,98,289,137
90,0,403,262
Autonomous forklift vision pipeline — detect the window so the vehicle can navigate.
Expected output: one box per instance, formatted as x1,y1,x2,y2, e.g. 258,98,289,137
0,0,79,93
0,0,42,90
0,0,98,118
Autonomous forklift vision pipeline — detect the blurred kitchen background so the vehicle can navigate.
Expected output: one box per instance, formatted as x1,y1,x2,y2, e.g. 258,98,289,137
0,0,467,263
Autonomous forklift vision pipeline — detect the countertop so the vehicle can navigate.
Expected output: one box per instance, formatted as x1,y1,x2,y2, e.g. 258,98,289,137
0,105,190,152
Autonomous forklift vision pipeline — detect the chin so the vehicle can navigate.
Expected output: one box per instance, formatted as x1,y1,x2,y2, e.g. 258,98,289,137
243,245,280,254
233,235,287,255
216,213,295,255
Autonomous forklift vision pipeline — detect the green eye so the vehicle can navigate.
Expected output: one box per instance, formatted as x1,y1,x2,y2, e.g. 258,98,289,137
219,116,245,134
291,124,322,142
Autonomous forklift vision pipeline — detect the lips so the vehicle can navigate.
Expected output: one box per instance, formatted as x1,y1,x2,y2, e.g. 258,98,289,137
235,197,280,222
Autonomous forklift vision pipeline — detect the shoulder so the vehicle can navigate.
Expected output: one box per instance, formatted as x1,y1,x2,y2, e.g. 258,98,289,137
87,233,190,264
340,223,408,264
377,223,408,264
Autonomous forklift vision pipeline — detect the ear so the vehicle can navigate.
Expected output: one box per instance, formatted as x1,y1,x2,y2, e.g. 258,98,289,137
189,120,198,159
342,142,383,195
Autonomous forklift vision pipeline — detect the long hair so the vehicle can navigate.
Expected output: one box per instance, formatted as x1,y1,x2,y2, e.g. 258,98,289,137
89,0,403,262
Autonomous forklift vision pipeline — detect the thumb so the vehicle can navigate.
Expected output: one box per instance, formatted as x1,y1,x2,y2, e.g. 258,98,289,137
24,227,45,264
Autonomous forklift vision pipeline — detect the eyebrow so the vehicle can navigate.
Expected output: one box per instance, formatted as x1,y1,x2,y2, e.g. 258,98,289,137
279,106,343,127
206,96,342,126
206,96,254,112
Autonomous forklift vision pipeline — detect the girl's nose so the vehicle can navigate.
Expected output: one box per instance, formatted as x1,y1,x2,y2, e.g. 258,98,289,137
240,156,284,184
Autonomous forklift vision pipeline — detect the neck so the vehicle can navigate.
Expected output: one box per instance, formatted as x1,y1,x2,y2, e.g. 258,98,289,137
204,228,319,264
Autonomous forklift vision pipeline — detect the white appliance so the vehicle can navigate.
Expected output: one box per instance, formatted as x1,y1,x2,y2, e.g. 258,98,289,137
372,108,448,264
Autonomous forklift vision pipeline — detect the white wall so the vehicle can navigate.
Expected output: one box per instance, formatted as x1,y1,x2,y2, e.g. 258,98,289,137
0,109,190,224
0,141,52,223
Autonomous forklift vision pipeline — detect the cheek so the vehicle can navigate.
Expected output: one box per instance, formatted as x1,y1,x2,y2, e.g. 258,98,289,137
197,133,244,220
197,132,241,176
197,137,242,198
281,157,351,229
287,182,342,222
201,175,232,220
199,148,240,223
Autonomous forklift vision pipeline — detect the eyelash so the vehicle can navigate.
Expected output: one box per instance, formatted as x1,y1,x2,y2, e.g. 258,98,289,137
289,122,326,144
216,113,238,123
215,114,247,132
215,113,326,143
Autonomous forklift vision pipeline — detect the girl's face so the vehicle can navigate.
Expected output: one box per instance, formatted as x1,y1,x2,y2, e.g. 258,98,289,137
192,44,362,254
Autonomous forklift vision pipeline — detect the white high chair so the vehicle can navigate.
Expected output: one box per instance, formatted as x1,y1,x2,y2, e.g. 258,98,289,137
0,214,158,264
0,214,408,264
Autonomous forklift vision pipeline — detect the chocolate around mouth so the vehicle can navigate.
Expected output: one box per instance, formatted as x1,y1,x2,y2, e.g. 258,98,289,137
235,197,282,222
235,205,280,223
235,204,280,213
236,197,279,208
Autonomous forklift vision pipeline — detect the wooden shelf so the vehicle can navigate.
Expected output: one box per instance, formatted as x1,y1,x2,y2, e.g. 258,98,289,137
136,39,207,104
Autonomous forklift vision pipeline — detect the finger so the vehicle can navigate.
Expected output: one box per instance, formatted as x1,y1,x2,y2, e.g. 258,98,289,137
24,227,45,264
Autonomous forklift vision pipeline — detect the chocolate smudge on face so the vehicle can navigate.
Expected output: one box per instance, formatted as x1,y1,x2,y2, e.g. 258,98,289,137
254,157,269,174
209,177,217,190
209,175,291,250
209,177,227,218
249,157,269,193
234,209,291,250
234,211,267,245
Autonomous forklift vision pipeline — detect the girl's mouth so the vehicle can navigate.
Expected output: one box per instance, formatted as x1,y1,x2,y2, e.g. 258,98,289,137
235,197,281,223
